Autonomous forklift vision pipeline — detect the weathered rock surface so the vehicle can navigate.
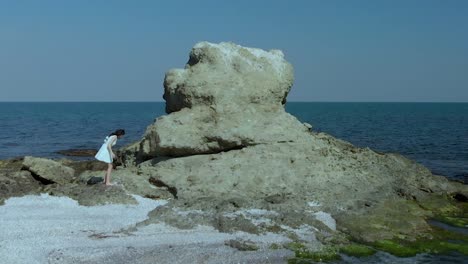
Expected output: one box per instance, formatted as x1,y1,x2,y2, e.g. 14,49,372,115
60,159,108,175
78,169,173,201
123,42,304,163
120,41,468,250
0,156,172,206
45,183,138,206
136,132,467,241
0,158,43,205
22,156,75,184
164,41,294,113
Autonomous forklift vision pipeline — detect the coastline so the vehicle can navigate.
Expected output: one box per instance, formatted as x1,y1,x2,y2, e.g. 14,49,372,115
1,42,468,264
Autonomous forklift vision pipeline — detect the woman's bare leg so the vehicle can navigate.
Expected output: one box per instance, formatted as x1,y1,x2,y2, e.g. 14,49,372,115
104,163,113,185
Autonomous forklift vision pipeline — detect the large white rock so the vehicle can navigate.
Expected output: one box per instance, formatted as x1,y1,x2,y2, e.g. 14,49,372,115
138,106,310,157
163,41,294,113
125,42,305,160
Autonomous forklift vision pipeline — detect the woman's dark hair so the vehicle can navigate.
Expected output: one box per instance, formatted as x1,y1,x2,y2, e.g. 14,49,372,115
109,129,125,137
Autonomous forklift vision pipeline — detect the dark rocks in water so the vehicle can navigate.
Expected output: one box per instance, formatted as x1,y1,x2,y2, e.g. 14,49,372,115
56,149,97,157
87,176,103,185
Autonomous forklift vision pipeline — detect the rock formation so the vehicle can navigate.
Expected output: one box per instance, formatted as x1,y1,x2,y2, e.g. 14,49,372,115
121,41,468,251
123,42,307,162
0,158,42,205
22,156,75,184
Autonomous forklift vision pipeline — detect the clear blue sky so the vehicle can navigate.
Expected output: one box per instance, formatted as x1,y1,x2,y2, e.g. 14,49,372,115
1,0,467,102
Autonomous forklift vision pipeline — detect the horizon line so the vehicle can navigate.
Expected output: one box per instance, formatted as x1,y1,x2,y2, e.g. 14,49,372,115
1,101,468,103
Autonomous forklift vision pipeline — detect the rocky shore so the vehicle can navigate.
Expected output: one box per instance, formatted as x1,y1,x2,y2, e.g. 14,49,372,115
1,42,467,263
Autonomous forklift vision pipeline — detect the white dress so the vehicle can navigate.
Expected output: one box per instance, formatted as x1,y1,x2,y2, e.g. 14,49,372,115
95,135,117,163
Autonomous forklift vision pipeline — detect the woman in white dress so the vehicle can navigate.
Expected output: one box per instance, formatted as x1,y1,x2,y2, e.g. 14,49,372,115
95,129,125,185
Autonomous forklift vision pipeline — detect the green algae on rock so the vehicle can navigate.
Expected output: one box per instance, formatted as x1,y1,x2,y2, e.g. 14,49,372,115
286,244,340,263
372,238,468,257
339,244,376,257
431,193,468,228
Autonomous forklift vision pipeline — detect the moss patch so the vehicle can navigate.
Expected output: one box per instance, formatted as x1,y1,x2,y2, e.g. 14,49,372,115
339,244,376,257
286,244,340,263
372,240,419,257
373,238,468,257
337,193,468,257
336,199,433,242
418,194,461,215
371,226,468,257
431,196,468,228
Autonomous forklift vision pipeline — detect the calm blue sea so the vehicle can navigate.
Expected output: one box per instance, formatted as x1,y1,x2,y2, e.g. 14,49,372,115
0,102,467,183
